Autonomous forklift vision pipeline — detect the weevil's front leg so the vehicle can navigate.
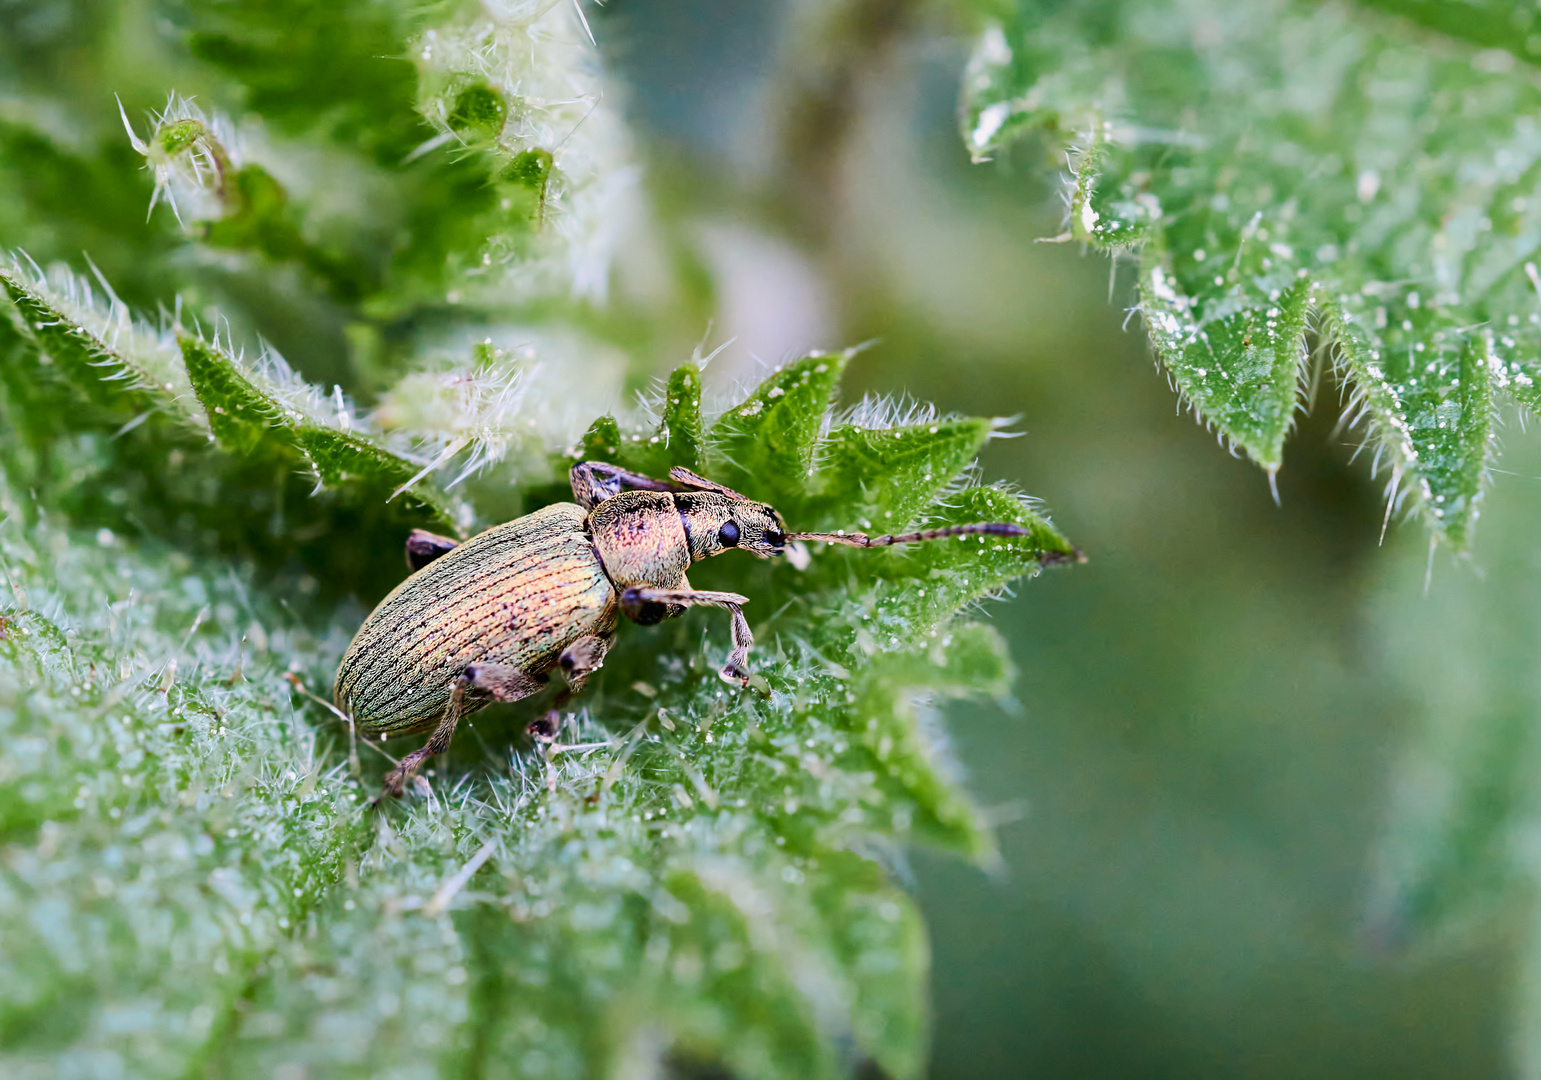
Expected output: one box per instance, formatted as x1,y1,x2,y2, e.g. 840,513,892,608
569,461,682,510
620,586,754,686
405,528,460,571
529,633,614,746
377,662,543,801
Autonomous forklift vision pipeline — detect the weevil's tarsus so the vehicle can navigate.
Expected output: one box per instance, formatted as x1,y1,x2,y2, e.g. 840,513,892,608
405,528,461,570
721,603,754,685
528,710,564,747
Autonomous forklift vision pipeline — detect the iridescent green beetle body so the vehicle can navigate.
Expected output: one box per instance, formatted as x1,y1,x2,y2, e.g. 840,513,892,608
337,461,1032,800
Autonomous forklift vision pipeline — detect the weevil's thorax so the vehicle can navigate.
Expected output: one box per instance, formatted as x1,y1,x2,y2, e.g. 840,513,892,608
586,490,692,589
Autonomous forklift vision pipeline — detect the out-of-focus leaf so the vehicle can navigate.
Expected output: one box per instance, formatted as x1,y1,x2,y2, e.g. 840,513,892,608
1365,430,1541,949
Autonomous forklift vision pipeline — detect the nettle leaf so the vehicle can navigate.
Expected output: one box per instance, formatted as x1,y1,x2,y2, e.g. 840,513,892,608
0,261,461,597
805,415,993,534
964,0,1541,547
178,335,457,524
572,362,709,480
0,518,371,1079
711,352,849,511
0,351,1076,1078
578,359,1079,857
662,362,708,470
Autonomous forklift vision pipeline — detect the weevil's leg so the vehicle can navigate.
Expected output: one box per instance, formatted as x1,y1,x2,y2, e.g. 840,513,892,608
620,586,754,686
405,528,460,571
569,461,683,510
377,662,543,800
557,632,614,694
719,604,753,684
529,633,615,745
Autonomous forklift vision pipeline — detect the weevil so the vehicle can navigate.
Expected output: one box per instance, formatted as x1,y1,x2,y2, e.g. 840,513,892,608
334,461,1036,798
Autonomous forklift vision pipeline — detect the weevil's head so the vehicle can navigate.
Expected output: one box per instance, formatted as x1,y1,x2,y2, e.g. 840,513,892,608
667,468,791,561
675,490,790,561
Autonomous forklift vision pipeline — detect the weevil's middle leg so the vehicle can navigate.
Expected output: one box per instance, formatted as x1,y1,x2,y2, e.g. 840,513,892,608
377,662,543,801
620,586,754,686
529,633,614,746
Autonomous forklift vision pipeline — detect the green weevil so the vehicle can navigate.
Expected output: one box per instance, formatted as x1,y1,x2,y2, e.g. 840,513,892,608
334,461,1034,798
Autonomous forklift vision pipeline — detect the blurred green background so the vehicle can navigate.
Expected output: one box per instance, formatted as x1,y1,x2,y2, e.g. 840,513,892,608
3,0,1533,1075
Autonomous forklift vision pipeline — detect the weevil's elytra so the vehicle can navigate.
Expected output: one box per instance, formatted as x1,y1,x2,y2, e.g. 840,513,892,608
336,502,614,739
336,460,1042,800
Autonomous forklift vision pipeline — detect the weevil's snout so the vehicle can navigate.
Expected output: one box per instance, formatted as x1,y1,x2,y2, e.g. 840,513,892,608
731,505,790,559
761,513,789,555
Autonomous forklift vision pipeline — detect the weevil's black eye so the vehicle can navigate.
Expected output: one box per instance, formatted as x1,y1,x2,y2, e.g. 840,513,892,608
719,520,741,546
764,529,785,549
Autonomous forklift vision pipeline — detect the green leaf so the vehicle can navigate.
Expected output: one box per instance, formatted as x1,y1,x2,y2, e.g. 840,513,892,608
848,624,1016,855
0,267,183,422
577,413,626,464
0,262,462,598
575,363,708,481
178,334,456,525
805,416,992,532
448,83,509,137
183,0,426,162
1354,0,1541,60
0,522,369,1078
808,852,928,1080
0,342,1076,1078
709,351,849,509
179,334,285,454
964,0,1541,547
1142,267,1311,475
661,362,707,470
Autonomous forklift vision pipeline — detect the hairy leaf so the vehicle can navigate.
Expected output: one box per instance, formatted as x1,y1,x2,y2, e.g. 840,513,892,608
0,262,460,598
963,0,1541,547
0,341,1076,1077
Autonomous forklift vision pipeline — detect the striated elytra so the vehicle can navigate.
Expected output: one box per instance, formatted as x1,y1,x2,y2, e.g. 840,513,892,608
335,461,1040,800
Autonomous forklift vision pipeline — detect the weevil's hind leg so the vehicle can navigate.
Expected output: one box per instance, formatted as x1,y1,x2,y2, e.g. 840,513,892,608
376,662,543,802
620,586,754,687
569,462,682,510
406,529,460,571
529,632,615,746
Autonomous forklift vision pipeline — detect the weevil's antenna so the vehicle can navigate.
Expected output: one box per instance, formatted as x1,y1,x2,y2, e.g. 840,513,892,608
787,522,1087,564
